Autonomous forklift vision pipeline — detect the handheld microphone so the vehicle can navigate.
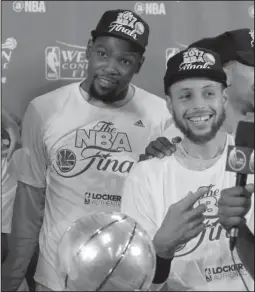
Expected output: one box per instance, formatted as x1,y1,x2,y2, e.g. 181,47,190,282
225,121,254,251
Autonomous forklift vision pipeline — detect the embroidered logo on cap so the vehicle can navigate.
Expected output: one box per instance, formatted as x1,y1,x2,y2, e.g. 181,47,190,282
179,48,216,71
108,11,144,40
249,29,254,48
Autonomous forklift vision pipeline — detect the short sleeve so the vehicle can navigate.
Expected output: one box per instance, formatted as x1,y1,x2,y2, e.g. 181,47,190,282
121,163,158,239
16,103,47,188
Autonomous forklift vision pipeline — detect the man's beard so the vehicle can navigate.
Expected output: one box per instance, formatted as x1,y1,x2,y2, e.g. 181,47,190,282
172,107,226,145
89,80,127,103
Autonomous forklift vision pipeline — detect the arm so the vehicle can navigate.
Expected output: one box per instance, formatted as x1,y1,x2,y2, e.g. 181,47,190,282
236,223,254,279
218,184,254,279
2,182,45,291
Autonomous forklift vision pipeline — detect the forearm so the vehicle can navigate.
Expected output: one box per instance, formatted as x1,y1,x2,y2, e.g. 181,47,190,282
149,254,172,290
236,224,254,279
2,182,45,291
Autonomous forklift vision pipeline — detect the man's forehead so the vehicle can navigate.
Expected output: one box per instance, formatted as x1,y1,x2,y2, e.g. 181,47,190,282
93,36,140,54
172,79,220,91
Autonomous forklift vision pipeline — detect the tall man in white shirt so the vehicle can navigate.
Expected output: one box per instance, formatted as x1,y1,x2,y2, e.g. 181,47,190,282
121,47,254,291
2,9,170,291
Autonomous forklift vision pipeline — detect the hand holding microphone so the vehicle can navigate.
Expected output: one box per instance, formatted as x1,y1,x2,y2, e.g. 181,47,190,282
224,120,254,251
218,184,254,232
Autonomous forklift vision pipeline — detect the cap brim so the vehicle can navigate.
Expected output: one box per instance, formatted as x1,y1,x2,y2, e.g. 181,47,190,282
236,51,254,66
164,69,227,94
91,30,145,51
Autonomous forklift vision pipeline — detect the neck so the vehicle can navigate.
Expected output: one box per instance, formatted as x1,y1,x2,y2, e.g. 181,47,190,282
224,104,245,136
181,131,227,160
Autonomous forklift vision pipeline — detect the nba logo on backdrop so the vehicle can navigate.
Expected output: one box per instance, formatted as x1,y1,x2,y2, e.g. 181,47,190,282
45,41,88,80
165,48,180,68
1,37,17,83
12,1,46,13
134,2,166,15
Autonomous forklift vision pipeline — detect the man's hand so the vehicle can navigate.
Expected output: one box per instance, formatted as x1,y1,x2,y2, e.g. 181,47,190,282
139,137,181,162
153,187,208,259
218,184,254,231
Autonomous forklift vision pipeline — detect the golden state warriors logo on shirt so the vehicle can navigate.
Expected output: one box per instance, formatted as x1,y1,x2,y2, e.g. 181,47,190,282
108,11,145,40
53,121,135,178
179,48,216,71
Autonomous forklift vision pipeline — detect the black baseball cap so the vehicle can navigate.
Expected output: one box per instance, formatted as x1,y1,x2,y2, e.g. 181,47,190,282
189,29,254,66
91,9,150,52
164,47,227,95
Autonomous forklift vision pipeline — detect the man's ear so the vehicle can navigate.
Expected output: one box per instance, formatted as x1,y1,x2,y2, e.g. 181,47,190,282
166,94,173,115
223,65,232,87
136,56,145,73
86,38,93,60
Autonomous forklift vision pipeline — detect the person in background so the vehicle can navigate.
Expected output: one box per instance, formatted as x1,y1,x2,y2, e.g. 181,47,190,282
2,9,171,291
1,108,30,291
121,47,254,290
1,108,20,262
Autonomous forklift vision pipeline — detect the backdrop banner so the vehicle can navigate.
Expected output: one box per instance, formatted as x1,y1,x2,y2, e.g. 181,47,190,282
1,1,254,119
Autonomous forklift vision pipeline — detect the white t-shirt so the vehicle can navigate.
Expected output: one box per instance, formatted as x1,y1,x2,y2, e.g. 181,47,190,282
121,134,254,291
16,82,170,290
1,155,18,234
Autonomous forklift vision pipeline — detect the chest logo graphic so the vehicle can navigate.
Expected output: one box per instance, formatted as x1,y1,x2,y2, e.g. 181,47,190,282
56,149,76,173
54,121,135,178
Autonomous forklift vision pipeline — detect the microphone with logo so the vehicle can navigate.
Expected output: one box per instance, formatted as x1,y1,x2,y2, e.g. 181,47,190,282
225,120,254,251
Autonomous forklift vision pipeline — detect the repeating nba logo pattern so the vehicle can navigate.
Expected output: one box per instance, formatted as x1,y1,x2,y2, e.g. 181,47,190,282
108,11,145,41
134,2,166,15
165,43,187,69
179,47,216,71
1,37,17,83
12,1,46,13
45,41,88,80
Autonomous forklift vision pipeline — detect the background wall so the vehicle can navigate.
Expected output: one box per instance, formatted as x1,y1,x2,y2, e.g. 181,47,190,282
2,1,254,119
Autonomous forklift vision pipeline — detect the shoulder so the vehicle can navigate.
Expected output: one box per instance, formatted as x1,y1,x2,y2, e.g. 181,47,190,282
132,84,167,109
30,82,80,116
128,156,170,183
132,85,170,127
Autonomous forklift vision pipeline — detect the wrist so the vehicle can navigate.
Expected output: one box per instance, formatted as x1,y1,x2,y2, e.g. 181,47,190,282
153,233,175,259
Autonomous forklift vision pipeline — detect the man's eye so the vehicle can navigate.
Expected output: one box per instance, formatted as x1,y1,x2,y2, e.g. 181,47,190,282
205,91,215,97
180,94,191,100
121,59,131,65
97,51,107,57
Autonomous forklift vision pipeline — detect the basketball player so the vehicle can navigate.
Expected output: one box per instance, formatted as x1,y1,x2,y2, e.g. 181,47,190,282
142,28,254,159
121,47,254,290
2,10,171,291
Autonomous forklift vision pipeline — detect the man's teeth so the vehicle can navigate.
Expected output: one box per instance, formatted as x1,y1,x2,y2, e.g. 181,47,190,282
189,116,210,122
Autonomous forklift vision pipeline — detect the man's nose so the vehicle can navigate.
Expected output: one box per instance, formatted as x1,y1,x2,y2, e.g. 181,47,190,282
103,58,119,75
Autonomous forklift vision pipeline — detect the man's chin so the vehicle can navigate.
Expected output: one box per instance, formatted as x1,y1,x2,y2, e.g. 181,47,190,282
186,130,218,144
89,84,117,101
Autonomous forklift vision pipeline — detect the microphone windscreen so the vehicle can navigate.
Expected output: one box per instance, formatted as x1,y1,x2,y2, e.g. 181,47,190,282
235,121,254,148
